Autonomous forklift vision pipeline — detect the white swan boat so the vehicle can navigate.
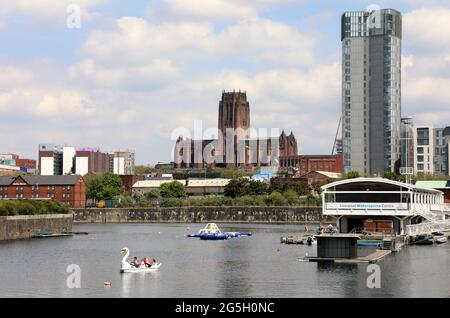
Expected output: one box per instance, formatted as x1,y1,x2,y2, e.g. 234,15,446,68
120,247,161,273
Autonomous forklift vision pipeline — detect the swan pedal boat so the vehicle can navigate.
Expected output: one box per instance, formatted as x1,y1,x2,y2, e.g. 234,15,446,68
120,247,161,273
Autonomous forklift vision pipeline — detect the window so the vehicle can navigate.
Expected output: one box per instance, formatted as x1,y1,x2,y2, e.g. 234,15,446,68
417,155,424,163
417,128,430,146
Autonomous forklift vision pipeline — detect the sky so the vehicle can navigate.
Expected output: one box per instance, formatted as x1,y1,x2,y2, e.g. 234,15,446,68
1,0,450,165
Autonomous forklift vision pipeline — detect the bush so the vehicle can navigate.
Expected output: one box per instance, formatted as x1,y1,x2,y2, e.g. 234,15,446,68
160,197,187,207
270,178,311,196
283,190,299,205
0,200,69,216
117,194,134,208
265,191,288,206
234,195,258,206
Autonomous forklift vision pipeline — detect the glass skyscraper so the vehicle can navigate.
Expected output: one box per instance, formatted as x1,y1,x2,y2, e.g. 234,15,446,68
341,8,402,175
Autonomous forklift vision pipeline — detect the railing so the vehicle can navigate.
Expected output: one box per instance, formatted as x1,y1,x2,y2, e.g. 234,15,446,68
406,219,450,236
411,204,445,222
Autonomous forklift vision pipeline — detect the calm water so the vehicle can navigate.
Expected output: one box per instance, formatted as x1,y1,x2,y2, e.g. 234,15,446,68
0,223,449,298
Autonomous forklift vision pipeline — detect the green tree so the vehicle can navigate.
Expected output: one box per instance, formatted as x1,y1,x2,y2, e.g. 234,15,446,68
86,177,103,200
383,171,406,182
135,165,156,175
146,189,161,200
224,178,250,198
101,173,124,200
283,190,299,205
248,180,269,195
85,173,124,201
160,181,187,198
346,171,360,179
265,191,288,206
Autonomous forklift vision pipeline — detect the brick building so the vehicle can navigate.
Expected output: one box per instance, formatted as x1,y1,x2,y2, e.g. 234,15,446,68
39,144,135,176
120,175,144,194
279,154,344,175
0,175,86,208
75,148,110,176
0,153,36,171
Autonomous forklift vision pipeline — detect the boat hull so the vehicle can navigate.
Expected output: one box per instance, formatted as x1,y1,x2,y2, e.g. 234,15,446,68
435,237,447,244
120,263,161,273
199,234,228,240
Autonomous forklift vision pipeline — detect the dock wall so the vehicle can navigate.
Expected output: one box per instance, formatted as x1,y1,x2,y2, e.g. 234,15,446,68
72,207,330,224
0,214,73,241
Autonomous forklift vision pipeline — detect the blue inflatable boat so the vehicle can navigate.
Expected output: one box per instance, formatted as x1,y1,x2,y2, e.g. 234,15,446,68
199,233,229,240
357,241,383,247
186,223,252,240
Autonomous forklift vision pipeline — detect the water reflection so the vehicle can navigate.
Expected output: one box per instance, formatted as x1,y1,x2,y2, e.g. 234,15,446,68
0,223,449,298
120,272,160,298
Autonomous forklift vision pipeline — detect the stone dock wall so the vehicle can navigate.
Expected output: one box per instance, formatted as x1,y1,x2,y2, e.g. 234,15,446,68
0,214,73,241
73,207,332,224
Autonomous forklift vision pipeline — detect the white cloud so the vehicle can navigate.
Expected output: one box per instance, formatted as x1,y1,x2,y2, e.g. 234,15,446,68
149,0,295,22
404,8,450,53
0,0,106,28
68,58,179,90
80,16,316,72
401,7,450,128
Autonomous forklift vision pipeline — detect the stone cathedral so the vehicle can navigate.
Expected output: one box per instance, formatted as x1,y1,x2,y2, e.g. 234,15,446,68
175,91,298,169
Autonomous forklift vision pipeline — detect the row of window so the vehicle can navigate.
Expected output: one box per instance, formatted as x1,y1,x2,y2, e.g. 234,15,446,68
0,186,71,191
0,194,71,199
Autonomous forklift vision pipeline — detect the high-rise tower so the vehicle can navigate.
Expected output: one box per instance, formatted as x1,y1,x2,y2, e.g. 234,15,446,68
218,91,250,167
218,90,250,139
341,8,402,175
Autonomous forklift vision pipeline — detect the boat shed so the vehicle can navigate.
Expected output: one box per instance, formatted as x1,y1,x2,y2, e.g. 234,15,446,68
316,234,360,259
321,178,445,235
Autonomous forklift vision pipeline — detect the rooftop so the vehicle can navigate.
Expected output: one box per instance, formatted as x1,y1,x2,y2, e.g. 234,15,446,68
0,175,83,186
415,180,450,189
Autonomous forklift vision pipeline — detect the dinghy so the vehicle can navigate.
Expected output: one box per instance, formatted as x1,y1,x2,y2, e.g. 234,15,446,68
120,247,161,273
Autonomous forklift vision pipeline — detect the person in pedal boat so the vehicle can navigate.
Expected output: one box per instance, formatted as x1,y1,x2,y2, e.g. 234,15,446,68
143,257,156,267
131,257,139,268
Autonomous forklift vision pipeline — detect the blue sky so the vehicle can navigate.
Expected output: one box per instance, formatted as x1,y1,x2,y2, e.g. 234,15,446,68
1,0,450,164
